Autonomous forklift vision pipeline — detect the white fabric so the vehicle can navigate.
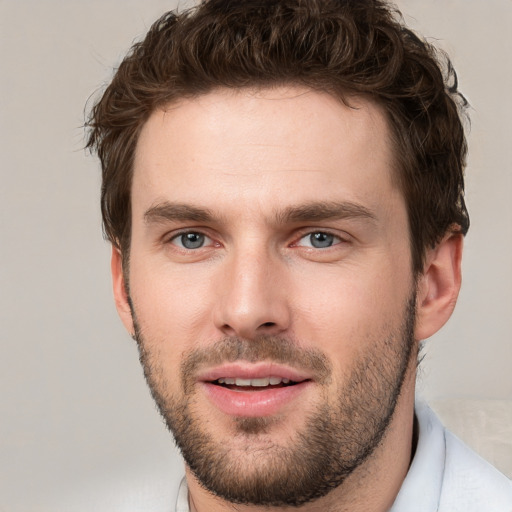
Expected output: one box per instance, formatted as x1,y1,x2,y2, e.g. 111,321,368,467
429,399,512,478
390,401,512,511
175,477,189,512
175,402,512,511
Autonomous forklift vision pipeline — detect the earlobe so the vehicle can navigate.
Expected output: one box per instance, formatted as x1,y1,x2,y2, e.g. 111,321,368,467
111,246,135,335
415,234,463,341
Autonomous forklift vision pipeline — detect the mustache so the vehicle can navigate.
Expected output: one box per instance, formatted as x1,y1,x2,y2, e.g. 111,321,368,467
180,335,332,390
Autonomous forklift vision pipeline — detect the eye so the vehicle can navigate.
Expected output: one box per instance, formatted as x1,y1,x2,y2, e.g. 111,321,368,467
171,231,212,250
296,232,341,249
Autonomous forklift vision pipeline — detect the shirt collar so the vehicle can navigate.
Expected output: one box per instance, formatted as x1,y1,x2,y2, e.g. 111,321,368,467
175,477,189,512
389,400,446,512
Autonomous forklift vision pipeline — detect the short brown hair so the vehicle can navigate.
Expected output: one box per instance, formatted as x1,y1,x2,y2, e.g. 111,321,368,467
87,0,469,273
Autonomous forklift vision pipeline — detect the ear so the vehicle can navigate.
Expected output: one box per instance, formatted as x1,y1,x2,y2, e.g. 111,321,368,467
415,233,463,341
111,245,135,335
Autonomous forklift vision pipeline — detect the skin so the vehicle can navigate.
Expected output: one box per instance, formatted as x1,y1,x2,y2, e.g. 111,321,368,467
111,87,463,512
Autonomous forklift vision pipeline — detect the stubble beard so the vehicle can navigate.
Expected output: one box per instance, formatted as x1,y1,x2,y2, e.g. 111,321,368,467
131,294,417,507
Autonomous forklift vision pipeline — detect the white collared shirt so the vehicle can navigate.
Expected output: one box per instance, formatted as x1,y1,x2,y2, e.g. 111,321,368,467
175,402,512,511
391,401,512,511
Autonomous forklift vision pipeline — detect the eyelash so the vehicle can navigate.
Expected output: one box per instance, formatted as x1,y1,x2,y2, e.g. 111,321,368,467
167,229,348,251
169,231,215,250
293,231,345,249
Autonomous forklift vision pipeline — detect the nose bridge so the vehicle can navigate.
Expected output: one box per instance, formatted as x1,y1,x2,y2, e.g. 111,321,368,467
213,239,290,338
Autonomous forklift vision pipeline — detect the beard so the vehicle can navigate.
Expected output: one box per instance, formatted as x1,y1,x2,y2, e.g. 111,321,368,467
131,293,417,507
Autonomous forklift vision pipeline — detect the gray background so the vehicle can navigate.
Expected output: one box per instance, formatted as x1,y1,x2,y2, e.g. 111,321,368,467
1,1,510,510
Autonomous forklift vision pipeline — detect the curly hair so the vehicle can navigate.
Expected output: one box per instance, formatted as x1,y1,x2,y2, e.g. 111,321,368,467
86,0,469,274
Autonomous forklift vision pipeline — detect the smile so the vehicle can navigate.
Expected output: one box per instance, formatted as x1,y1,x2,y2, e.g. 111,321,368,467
214,376,299,389
198,364,314,417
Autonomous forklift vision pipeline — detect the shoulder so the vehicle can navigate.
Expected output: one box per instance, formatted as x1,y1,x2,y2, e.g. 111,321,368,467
395,400,512,512
439,429,512,511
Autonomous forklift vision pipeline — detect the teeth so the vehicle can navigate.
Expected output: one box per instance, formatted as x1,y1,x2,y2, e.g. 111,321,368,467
217,376,292,387
248,377,270,387
235,378,252,386
217,378,235,385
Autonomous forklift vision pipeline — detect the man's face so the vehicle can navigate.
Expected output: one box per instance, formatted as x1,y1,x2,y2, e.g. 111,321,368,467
121,87,418,505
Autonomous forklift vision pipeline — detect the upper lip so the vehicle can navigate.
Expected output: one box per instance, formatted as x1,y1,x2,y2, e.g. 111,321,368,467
197,362,313,383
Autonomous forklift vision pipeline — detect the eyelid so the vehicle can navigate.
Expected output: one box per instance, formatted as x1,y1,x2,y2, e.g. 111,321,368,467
162,227,351,250
292,229,351,248
167,229,216,249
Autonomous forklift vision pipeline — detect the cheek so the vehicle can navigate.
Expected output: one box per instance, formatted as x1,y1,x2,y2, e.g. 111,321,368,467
290,261,412,354
128,256,219,347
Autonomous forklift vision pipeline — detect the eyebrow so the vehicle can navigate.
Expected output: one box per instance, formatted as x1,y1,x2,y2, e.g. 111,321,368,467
144,202,215,224
143,200,377,226
275,201,377,224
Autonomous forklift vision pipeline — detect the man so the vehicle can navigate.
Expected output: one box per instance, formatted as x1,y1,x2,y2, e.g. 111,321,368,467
87,0,512,510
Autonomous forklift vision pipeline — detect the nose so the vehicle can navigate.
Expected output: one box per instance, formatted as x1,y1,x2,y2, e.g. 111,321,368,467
213,246,291,340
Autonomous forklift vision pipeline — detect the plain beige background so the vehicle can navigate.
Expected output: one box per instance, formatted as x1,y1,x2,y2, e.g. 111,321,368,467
0,1,510,510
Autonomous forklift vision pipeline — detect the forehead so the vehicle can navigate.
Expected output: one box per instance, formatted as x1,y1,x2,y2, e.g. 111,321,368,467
132,87,401,221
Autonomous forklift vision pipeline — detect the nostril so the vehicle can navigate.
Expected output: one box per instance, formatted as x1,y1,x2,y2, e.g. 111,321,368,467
261,322,276,328
219,323,239,338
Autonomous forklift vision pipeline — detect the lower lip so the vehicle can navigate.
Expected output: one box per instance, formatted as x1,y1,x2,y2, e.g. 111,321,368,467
201,382,312,417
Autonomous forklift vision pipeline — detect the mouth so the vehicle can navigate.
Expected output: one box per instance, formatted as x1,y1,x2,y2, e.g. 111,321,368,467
198,364,314,417
212,376,305,391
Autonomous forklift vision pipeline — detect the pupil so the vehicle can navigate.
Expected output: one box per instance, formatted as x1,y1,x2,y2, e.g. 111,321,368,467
182,233,204,249
311,232,333,248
